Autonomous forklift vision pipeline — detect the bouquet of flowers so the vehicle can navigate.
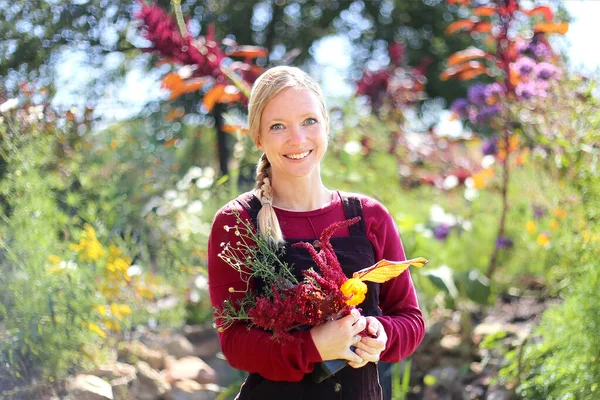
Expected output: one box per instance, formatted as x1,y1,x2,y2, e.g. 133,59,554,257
214,211,428,381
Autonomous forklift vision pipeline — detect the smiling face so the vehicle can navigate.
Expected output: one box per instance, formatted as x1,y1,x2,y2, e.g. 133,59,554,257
257,87,329,183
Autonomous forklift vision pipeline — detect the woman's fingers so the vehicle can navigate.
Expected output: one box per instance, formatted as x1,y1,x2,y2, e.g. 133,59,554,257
354,347,380,363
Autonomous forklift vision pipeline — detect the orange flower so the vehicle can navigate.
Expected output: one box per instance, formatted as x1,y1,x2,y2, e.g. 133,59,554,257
340,278,368,306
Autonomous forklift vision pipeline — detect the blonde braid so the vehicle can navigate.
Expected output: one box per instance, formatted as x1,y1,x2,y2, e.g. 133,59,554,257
254,154,284,246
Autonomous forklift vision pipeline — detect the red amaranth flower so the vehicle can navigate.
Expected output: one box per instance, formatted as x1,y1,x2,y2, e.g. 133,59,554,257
135,1,225,79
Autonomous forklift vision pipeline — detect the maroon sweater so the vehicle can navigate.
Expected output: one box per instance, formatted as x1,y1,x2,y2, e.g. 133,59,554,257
208,191,425,382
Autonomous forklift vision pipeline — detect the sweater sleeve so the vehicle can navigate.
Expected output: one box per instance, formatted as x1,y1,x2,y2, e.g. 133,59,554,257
361,197,426,362
207,201,322,382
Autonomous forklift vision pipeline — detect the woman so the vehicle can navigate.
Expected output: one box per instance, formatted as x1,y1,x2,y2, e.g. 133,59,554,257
208,66,425,399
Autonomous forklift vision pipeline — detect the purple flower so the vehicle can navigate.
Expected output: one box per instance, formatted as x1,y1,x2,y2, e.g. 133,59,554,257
451,98,469,118
514,57,536,76
532,204,546,220
434,224,451,241
484,83,505,100
481,137,497,156
527,40,553,60
467,83,488,106
476,104,501,123
495,236,514,249
515,81,537,100
534,62,560,81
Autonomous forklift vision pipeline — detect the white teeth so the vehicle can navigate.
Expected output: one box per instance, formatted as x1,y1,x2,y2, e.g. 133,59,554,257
285,151,310,160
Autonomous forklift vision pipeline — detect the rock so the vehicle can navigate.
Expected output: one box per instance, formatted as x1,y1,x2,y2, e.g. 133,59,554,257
118,341,166,370
440,334,462,353
165,380,221,400
486,387,511,400
91,362,136,381
132,361,171,400
162,356,217,384
463,384,486,400
67,374,114,400
164,334,196,359
194,336,221,358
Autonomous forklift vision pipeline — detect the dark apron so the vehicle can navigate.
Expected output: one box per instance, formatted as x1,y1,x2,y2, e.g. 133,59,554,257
234,192,383,400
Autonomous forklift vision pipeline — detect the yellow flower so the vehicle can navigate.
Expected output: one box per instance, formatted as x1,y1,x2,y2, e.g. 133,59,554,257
94,304,107,316
104,319,121,333
48,255,61,265
69,224,105,263
526,221,536,233
110,303,132,321
136,286,154,300
583,231,590,244
537,233,550,247
550,220,558,230
340,278,368,306
87,322,107,339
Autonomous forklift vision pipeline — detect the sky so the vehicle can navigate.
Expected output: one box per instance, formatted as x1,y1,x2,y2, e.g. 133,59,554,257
52,1,600,122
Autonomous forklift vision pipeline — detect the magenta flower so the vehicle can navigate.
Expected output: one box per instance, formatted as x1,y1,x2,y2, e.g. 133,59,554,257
484,83,505,100
515,81,537,100
534,62,560,80
514,57,536,76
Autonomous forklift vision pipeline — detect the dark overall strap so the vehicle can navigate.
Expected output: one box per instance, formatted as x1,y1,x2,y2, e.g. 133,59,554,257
236,192,261,230
237,191,367,238
339,194,366,237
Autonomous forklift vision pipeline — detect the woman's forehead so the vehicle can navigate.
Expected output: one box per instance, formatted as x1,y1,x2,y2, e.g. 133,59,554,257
262,87,323,120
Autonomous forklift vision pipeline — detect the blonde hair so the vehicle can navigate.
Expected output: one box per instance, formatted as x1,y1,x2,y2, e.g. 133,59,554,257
248,66,328,247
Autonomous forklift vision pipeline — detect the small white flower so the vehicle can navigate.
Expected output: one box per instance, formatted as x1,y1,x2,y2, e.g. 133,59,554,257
0,98,18,113
343,141,361,156
127,265,142,277
442,175,459,191
481,155,495,169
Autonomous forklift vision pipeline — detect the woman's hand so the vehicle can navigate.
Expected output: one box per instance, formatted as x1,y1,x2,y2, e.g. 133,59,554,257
351,316,387,368
310,308,366,365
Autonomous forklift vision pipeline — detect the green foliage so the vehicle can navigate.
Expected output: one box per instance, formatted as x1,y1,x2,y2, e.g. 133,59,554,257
0,112,108,385
514,75,600,399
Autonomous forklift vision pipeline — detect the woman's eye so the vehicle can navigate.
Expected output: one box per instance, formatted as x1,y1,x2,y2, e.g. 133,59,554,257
304,118,317,125
270,123,284,131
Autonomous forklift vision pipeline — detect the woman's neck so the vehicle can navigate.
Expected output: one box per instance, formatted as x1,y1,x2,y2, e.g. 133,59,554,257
270,175,333,212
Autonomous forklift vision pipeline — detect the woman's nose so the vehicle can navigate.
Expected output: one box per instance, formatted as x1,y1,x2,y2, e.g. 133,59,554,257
288,125,307,145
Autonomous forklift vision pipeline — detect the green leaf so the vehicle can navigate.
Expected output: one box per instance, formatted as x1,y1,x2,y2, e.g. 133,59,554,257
422,265,459,298
454,269,491,305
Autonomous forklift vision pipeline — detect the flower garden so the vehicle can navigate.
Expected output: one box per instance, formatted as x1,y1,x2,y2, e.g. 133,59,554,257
1,0,599,399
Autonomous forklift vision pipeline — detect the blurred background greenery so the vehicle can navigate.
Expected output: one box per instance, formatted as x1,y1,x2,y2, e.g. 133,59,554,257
1,0,599,399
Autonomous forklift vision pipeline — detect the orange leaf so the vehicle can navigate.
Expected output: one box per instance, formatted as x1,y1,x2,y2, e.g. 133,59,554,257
163,137,178,148
162,72,184,91
534,21,568,35
457,66,491,80
523,6,553,21
440,61,487,81
473,6,496,17
448,0,470,5
226,45,269,58
222,124,249,135
472,21,492,33
352,257,429,283
203,84,226,112
216,85,242,104
165,108,185,122
448,47,489,66
446,20,476,34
